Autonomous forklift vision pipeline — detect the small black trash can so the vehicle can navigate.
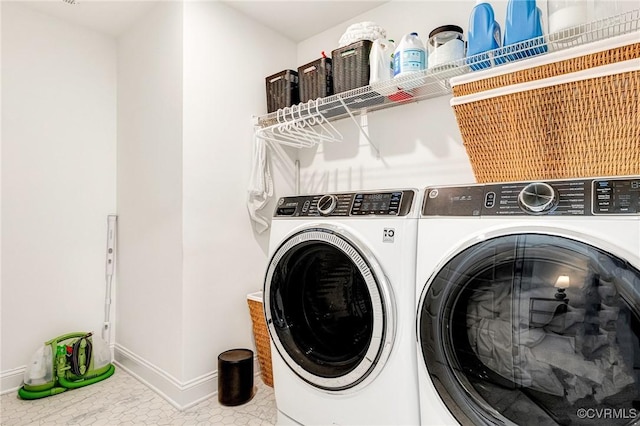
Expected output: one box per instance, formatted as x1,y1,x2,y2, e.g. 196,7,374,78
218,348,254,406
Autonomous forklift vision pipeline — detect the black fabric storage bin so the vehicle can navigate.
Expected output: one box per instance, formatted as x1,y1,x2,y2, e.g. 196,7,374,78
331,40,373,94
298,57,333,103
265,70,299,113
218,349,254,406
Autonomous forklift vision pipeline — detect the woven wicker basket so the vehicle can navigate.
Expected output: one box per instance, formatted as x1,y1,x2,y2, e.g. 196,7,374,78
265,70,299,114
247,292,273,387
450,35,640,183
332,40,374,94
298,57,333,103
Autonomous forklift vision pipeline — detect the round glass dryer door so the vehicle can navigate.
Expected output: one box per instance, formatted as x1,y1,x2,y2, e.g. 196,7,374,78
419,233,640,426
265,227,394,391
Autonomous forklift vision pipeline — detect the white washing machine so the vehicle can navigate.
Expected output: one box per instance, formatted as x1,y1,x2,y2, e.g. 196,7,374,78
415,177,640,425
264,189,420,425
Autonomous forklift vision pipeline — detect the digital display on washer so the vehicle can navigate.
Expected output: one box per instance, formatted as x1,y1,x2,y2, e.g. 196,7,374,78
593,178,640,214
351,192,402,215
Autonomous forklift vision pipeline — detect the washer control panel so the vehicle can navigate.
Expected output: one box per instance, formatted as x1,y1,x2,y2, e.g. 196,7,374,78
423,177,640,216
275,190,414,217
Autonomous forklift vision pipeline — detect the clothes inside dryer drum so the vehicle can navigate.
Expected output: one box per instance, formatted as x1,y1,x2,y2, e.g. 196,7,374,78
420,234,640,426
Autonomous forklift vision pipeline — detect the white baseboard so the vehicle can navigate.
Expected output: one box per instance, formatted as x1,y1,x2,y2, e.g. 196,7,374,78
114,344,218,410
114,344,261,410
0,366,25,395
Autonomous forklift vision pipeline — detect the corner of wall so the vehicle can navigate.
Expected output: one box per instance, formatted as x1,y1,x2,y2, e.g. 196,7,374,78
114,344,263,410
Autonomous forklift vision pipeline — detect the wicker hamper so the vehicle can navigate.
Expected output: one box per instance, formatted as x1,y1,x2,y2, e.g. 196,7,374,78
450,34,640,183
247,291,273,387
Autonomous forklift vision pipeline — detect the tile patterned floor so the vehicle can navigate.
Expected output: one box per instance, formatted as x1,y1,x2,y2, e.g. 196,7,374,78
0,367,277,425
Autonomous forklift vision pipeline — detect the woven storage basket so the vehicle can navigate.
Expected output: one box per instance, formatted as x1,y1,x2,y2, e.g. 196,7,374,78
298,57,333,103
265,70,299,113
332,40,374,94
247,291,273,387
450,35,640,183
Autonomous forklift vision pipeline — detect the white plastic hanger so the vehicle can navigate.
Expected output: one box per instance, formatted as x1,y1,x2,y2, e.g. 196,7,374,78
280,103,338,145
257,107,315,148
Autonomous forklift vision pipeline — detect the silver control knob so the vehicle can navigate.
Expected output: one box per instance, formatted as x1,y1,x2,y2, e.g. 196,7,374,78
518,182,557,214
317,195,338,216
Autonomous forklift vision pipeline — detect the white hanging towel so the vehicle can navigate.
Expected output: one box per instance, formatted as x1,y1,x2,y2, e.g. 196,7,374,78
246,134,274,234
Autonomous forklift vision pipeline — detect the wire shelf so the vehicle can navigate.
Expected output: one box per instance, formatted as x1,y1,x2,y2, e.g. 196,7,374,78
256,9,640,143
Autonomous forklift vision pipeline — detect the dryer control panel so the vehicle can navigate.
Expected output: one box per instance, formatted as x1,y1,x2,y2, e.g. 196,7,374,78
592,178,640,214
275,190,415,217
423,177,640,216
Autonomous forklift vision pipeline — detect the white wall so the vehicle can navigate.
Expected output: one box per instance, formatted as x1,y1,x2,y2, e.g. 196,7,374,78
1,2,116,389
116,2,184,380
114,0,296,404
182,1,296,380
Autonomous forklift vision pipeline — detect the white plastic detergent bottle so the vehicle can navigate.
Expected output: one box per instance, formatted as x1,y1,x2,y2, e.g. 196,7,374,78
393,32,426,78
387,39,396,76
466,0,501,70
369,39,396,85
370,39,396,95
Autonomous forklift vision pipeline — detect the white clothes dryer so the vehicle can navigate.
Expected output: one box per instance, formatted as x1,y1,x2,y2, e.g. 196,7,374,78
264,189,420,425
415,177,640,426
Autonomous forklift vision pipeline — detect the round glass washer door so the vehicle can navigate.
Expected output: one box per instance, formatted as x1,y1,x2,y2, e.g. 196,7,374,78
264,227,395,391
419,233,640,426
